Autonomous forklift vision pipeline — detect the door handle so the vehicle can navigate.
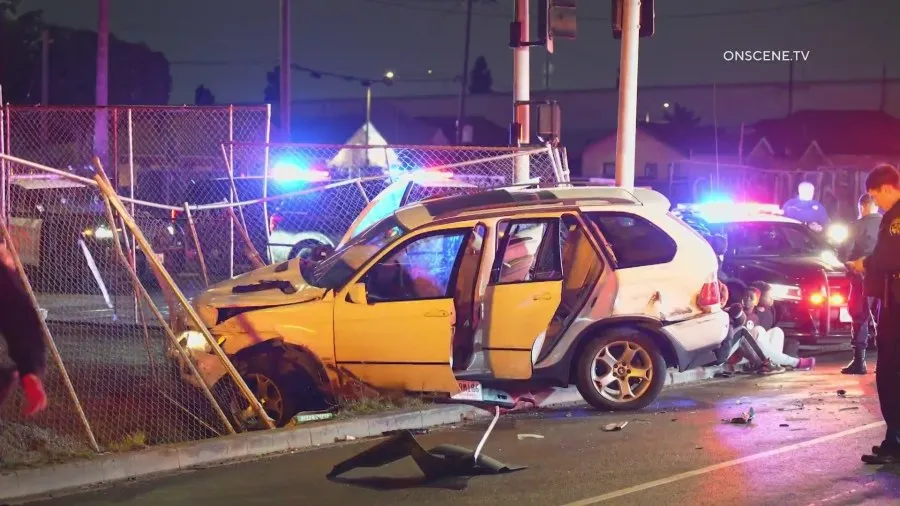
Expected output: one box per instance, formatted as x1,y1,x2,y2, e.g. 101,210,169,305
424,310,450,318
533,293,552,301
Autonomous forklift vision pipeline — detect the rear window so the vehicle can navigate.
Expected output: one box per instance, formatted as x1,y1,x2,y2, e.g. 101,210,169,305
586,212,677,268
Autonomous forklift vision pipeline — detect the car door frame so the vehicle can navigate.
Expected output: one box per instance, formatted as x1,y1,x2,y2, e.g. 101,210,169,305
332,219,482,394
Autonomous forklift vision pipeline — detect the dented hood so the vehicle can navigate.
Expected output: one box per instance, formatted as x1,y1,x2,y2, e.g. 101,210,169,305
193,258,327,310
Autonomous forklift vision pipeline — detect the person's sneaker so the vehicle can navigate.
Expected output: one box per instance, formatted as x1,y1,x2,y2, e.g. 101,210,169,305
20,374,47,417
862,450,900,464
795,357,816,371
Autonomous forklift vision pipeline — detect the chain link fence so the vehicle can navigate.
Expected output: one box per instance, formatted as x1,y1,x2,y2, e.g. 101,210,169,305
0,141,564,469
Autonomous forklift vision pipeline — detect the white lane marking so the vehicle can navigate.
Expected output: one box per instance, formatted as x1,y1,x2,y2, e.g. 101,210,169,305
561,421,885,506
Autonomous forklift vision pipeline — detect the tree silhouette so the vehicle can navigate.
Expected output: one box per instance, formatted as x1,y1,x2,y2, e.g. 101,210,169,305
468,56,493,94
663,102,701,130
264,65,280,103
194,84,215,105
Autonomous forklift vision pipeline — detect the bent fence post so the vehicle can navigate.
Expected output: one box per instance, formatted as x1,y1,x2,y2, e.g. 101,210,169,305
90,156,274,430
0,218,101,452
96,193,235,435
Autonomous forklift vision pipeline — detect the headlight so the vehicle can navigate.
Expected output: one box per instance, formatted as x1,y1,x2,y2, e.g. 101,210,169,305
83,225,114,240
180,330,212,353
768,283,802,301
826,223,849,244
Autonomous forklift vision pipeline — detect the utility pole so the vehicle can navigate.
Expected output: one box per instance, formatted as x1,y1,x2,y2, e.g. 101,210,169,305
614,0,639,189
512,0,530,184
94,0,110,172
455,0,474,145
280,0,292,140
41,30,50,105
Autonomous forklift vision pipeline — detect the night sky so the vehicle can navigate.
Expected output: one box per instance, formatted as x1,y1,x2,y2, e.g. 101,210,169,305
26,0,900,105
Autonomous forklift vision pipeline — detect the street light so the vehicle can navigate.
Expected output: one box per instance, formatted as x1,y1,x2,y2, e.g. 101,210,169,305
384,70,395,79
364,73,394,170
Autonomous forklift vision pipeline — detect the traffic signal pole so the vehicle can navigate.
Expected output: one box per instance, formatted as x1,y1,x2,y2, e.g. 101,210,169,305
614,0,640,189
513,0,530,184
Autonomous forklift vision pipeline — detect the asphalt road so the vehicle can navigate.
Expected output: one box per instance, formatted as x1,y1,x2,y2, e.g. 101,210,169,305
20,355,900,506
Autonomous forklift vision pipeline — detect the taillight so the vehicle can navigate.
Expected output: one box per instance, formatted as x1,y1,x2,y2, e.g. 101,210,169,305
698,274,721,310
808,292,825,305
269,215,282,233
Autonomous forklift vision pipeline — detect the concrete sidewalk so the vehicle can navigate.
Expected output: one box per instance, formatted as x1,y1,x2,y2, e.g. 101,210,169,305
0,365,725,503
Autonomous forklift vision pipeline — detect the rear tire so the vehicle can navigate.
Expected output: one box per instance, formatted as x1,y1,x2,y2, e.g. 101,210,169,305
575,330,667,412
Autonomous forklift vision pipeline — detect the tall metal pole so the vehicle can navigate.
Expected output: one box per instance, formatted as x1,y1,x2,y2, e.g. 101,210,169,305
512,0,530,184
94,0,109,170
41,30,50,105
279,0,292,140
455,0,474,145
365,85,372,171
614,0,640,189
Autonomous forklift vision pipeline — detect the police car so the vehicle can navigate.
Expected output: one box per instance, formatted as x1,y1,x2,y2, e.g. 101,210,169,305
674,201,851,350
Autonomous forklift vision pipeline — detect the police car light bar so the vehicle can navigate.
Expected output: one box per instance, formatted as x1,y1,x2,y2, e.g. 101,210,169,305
676,202,783,216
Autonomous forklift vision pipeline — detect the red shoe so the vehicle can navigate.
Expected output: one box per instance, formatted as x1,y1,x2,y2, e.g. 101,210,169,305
795,357,816,371
21,374,47,416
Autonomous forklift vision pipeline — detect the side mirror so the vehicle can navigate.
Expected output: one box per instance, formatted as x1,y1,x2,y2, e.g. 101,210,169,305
347,283,368,305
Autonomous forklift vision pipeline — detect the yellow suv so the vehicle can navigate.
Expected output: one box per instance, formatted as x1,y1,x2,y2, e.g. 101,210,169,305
177,185,729,426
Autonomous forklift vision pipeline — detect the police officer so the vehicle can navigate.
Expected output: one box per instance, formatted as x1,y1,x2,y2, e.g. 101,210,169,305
783,181,829,232
0,239,48,416
846,164,900,464
841,193,882,374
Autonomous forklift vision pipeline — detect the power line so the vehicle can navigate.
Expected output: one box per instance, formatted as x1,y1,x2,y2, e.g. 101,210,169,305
366,0,854,21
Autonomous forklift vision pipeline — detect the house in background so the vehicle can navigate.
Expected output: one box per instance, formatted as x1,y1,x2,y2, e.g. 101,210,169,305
580,122,748,181
415,116,509,147
745,110,900,170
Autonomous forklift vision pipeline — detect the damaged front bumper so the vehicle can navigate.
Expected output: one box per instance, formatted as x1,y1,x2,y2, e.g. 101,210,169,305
167,330,228,390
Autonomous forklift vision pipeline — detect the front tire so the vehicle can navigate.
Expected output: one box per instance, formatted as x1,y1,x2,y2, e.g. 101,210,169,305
575,331,667,411
219,350,326,429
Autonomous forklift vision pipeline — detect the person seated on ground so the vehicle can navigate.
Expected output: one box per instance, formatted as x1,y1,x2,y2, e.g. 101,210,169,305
747,281,815,371
724,289,784,375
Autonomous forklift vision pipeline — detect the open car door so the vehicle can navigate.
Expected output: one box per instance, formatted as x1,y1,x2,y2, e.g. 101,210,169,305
481,216,564,380
333,223,482,395
337,173,477,248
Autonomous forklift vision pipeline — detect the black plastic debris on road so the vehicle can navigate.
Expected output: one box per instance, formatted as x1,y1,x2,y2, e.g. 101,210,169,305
724,407,755,425
327,407,525,490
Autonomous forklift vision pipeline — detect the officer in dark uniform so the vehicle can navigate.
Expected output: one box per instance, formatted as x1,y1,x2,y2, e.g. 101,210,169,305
783,181,830,232
841,193,882,374
0,239,48,416
847,164,900,464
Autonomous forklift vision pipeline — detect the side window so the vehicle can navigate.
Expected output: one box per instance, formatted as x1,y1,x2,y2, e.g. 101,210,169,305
559,213,605,303
587,212,676,268
491,219,562,284
364,230,467,302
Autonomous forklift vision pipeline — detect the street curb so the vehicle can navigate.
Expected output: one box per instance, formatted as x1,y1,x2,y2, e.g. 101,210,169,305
0,405,488,503
0,365,723,503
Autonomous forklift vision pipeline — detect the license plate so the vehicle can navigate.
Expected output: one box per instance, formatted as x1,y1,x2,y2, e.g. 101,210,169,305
451,380,484,402
839,307,852,323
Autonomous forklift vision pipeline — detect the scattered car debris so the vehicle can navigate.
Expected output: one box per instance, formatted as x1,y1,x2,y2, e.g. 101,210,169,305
517,434,545,440
290,411,335,425
327,407,526,489
839,407,860,412
335,435,357,442
837,389,847,397
695,446,703,450
779,423,789,427
715,371,735,378
724,407,755,425
602,421,629,432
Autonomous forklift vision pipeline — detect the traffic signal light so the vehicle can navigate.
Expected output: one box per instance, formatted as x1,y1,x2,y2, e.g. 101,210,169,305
612,0,655,39
538,0,577,54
